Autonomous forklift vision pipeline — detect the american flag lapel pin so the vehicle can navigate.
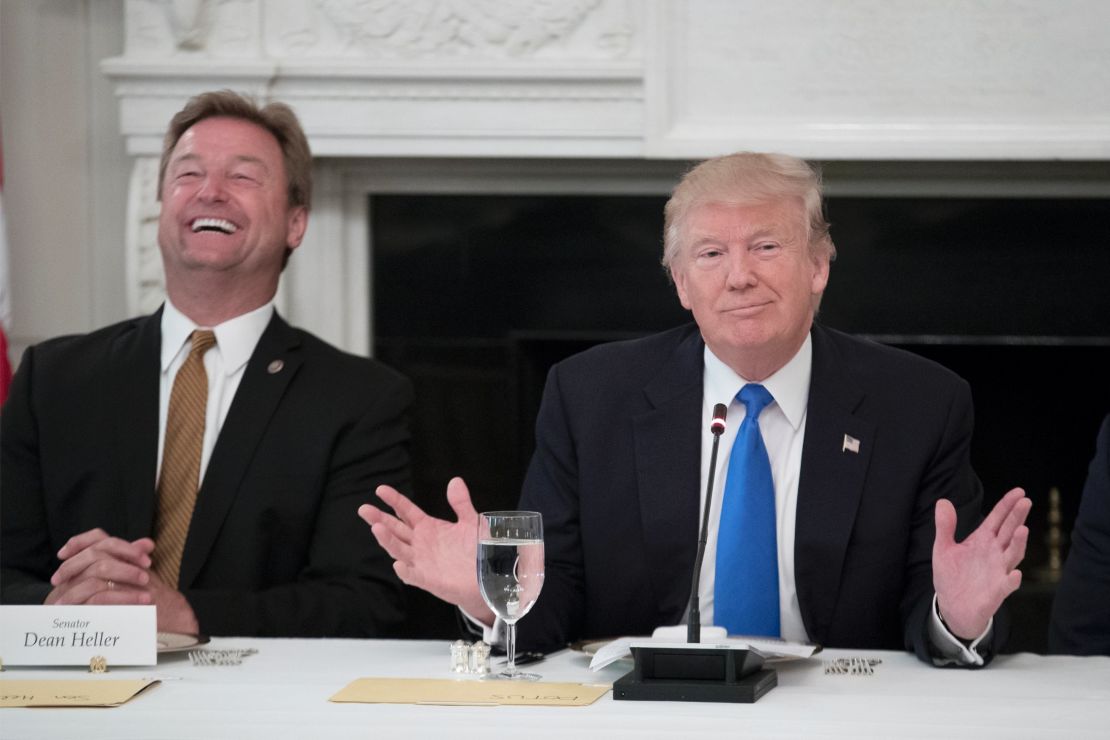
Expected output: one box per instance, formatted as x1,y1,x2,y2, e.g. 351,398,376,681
842,434,861,454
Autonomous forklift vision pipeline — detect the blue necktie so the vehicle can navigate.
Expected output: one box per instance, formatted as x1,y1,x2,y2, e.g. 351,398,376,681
714,383,780,637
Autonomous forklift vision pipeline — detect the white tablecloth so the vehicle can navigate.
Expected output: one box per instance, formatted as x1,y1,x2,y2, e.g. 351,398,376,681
2,639,1107,739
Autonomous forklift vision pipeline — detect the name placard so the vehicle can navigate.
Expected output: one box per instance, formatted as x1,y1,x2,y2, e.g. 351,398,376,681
0,605,157,666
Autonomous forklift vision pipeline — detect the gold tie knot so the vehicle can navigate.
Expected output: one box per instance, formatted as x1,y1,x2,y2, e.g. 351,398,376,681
190,329,217,356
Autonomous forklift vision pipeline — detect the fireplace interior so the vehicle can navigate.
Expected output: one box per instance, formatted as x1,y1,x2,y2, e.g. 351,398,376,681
371,189,1110,651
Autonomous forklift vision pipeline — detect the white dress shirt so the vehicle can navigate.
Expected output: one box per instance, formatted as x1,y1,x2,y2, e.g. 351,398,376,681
157,298,274,487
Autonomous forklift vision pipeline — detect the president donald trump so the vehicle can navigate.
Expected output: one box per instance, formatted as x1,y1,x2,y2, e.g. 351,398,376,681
361,152,1030,666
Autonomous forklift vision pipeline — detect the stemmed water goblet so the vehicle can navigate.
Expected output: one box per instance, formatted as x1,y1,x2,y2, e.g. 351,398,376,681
476,511,545,680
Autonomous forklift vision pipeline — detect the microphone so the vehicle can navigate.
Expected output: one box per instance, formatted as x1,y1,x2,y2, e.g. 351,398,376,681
687,402,728,644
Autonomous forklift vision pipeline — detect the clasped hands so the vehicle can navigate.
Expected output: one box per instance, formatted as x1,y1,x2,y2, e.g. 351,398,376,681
362,480,1031,641
45,528,199,634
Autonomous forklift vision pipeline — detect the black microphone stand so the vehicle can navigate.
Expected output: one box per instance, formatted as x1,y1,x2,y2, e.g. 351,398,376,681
613,403,777,703
687,403,728,644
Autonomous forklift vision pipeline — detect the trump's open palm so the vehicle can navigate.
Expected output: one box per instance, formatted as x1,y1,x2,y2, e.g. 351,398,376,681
933,487,1031,640
359,477,494,624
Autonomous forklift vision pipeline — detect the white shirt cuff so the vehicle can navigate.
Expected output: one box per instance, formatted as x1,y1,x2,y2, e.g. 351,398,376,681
927,592,992,667
459,607,503,646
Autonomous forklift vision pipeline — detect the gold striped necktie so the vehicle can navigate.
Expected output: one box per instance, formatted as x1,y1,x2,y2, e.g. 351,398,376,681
153,329,217,587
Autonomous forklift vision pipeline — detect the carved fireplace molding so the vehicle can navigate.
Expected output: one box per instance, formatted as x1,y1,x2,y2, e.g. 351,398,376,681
102,0,1110,354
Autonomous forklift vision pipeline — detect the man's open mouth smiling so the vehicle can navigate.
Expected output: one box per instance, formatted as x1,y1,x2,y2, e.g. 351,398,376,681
190,217,239,234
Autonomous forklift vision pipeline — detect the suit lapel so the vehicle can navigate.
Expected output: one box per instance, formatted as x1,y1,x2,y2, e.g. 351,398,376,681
110,311,162,540
632,328,705,623
178,313,303,588
795,325,875,644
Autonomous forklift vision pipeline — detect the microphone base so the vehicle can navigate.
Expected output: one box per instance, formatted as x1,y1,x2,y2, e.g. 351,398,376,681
612,645,777,704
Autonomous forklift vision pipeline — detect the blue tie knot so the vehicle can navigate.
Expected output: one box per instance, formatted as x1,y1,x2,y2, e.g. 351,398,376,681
737,383,774,420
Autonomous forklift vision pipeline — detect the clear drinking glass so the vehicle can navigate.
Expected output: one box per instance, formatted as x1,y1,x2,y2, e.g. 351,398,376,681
477,511,545,680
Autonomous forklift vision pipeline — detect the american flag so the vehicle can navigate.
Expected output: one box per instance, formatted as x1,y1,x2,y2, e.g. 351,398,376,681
842,434,861,454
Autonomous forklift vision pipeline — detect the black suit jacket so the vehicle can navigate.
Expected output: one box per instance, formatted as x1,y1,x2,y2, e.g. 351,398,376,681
1,309,410,637
516,323,999,663
1048,413,1110,655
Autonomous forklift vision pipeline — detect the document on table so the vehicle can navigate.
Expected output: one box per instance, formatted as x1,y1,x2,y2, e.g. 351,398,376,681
330,678,610,706
0,678,160,707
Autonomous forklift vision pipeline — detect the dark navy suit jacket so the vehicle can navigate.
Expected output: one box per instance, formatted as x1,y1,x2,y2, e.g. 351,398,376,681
1049,413,1110,655
516,323,1002,663
1,309,410,637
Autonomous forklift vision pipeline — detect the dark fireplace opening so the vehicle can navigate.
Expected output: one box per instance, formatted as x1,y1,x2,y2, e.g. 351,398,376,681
372,193,1110,649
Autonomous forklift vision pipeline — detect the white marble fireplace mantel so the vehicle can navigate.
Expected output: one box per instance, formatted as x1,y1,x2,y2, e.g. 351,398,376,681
102,0,1110,354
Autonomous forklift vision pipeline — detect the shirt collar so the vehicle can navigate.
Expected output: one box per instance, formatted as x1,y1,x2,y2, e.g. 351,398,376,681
703,333,812,431
160,298,275,376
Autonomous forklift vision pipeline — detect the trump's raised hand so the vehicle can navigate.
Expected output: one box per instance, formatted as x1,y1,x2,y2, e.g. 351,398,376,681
359,477,494,625
933,487,1031,640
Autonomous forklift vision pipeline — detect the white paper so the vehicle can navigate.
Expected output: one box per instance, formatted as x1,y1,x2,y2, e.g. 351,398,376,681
589,637,640,671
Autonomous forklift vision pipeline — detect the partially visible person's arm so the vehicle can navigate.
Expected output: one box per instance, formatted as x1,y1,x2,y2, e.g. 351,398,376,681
1,346,59,605
1048,414,1110,656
